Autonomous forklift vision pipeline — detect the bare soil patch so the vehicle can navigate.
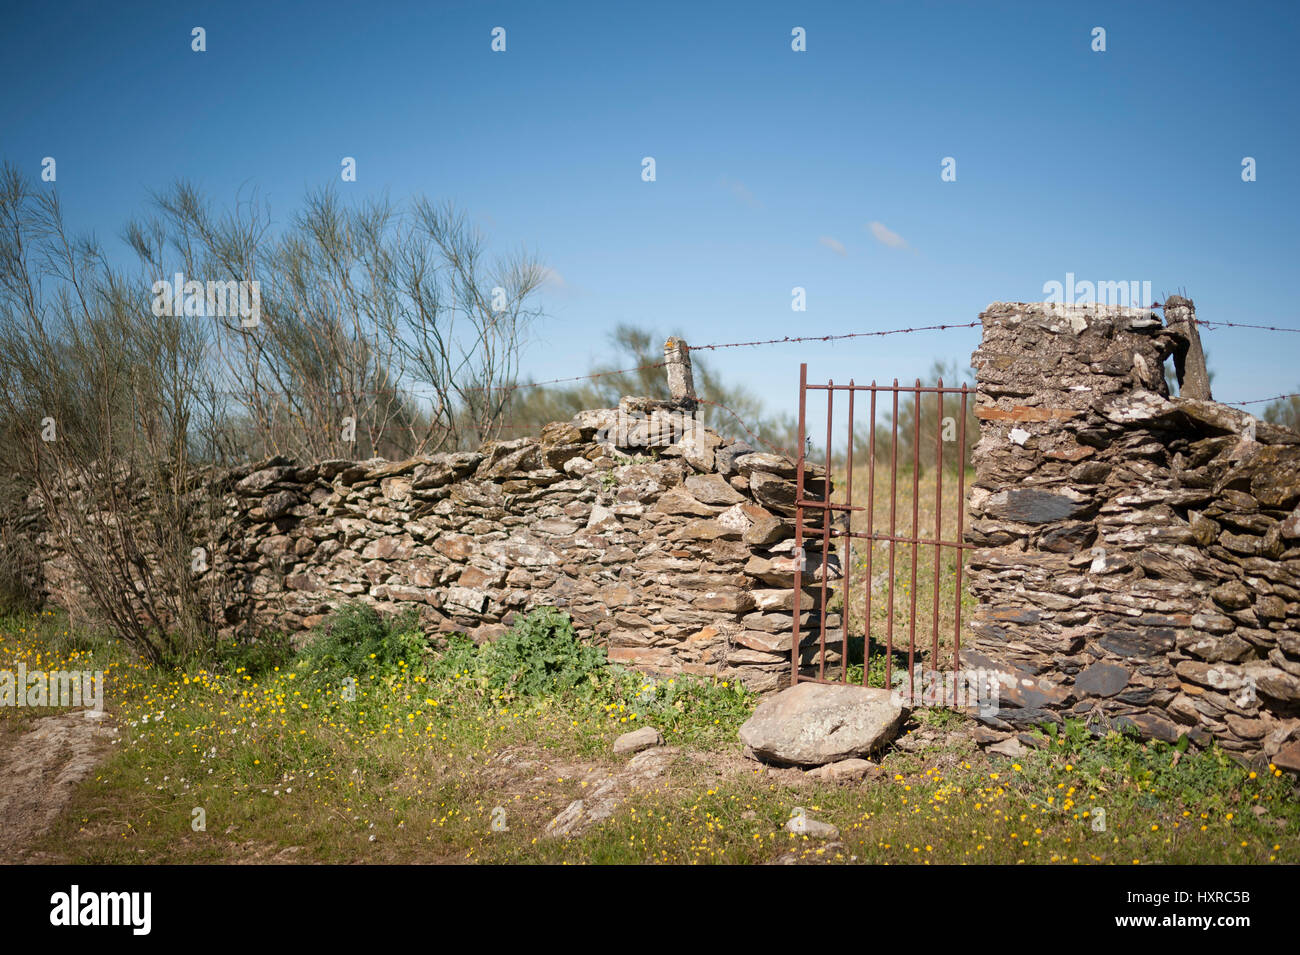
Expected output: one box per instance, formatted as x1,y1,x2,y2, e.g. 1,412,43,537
0,711,115,861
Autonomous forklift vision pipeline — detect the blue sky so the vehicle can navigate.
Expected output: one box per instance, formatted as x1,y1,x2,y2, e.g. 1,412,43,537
2,0,1297,418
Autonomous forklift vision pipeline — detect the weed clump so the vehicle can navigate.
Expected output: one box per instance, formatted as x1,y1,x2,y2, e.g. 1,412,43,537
433,606,607,699
294,603,428,685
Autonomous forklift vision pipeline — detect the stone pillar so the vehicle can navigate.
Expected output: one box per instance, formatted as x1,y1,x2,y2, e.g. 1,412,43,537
966,302,1300,763
664,337,696,407
965,302,1180,736
1163,295,1213,400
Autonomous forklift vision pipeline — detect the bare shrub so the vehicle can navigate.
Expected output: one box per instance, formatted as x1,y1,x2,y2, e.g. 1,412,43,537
0,165,547,658
0,165,216,660
131,184,546,459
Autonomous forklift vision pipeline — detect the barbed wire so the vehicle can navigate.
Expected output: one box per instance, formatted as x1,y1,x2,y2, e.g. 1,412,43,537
1196,320,1300,334
497,361,669,393
693,321,983,351
1225,393,1300,407
694,398,793,459
201,361,670,398
183,315,1298,413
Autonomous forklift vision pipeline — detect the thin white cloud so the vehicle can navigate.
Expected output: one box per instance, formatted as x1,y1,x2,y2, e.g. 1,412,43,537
533,265,583,299
538,266,568,290
818,236,847,256
721,176,762,209
867,221,908,249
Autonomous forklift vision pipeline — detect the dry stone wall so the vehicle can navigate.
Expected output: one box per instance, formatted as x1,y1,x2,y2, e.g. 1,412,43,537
967,302,1300,768
31,397,839,693
24,305,1300,765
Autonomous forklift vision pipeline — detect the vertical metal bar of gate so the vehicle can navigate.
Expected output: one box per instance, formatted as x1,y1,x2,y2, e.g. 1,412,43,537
817,384,833,681
841,383,855,683
954,385,969,683
932,382,944,671
908,378,921,683
886,383,898,690
863,384,876,687
791,365,808,687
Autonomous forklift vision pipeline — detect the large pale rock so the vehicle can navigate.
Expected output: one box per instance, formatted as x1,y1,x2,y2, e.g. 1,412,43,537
235,465,295,494
545,799,586,837
737,453,797,479
738,682,907,766
613,726,664,755
685,473,744,506
1273,740,1300,773
784,812,839,839
444,586,489,615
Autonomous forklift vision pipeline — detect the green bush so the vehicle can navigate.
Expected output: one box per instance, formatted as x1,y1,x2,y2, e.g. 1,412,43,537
294,603,429,685
434,606,607,700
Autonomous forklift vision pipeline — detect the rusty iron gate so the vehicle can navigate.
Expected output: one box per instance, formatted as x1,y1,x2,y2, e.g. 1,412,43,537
790,365,974,696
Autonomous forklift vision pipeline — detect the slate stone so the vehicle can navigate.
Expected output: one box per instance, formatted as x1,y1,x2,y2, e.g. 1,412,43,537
715,441,756,477
1211,581,1251,610
1115,686,1158,706
1099,629,1176,658
1123,712,1185,744
1281,504,1300,540
1072,661,1130,697
997,707,1062,730
1039,521,1096,552
986,606,1041,625
988,489,1089,524
1273,740,1300,773
261,490,299,519
1069,461,1111,485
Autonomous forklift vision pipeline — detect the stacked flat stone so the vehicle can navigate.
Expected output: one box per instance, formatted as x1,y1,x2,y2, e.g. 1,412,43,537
968,302,1300,768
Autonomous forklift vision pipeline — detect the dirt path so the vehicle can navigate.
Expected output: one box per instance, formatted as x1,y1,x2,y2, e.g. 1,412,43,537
0,711,116,861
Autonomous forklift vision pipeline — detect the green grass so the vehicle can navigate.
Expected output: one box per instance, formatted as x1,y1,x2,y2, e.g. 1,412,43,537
495,718,1300,865
1,607,1296,865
